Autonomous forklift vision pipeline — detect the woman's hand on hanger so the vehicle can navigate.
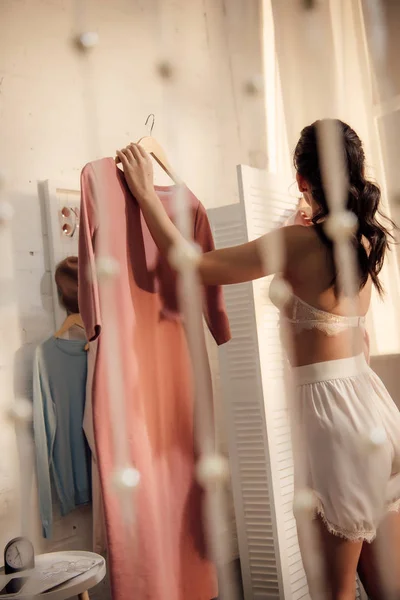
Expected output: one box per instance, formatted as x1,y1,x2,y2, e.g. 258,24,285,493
116,144,156,204
117,143,182,259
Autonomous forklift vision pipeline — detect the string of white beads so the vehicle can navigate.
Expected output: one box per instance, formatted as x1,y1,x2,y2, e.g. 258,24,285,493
196,453,230,488
77,32,99,50
8,398,33,425
324,210,358,242
244,74,264,97
292,488,316,519
0,201,14,226
168,241,201,272
156,61,175,81
365,426,387,450
113,466,141,492
268,276,292,309
96,256,120,281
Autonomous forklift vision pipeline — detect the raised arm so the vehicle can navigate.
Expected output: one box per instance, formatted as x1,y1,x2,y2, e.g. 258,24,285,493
116,144,307,286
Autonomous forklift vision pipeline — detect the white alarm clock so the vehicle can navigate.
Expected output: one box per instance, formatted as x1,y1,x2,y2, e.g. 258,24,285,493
4,537,35,574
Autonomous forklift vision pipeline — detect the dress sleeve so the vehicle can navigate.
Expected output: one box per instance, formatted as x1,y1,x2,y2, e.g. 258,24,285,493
78,164,101,341
32,346,57,539
194,202,231,346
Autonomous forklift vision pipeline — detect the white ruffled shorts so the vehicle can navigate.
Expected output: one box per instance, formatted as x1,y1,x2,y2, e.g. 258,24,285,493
293,354,400,542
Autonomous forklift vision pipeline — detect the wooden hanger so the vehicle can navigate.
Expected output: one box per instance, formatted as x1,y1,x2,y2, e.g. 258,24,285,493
115,114,181,184
137,135,180,184
116,136,180,185
54,313,89,350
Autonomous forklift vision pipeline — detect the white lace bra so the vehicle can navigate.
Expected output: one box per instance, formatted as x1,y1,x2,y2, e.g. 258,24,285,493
269,280,366,336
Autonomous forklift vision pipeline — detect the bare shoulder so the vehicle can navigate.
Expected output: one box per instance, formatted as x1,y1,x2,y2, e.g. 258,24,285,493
255,225,321,279
257,224,318,262
281,225,323,278
282,224,319,254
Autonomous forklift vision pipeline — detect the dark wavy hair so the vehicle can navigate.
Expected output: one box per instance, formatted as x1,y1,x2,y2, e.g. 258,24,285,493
294,119,395,296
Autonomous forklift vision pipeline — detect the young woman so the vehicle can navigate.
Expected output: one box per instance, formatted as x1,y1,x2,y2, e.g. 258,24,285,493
117,120,400,599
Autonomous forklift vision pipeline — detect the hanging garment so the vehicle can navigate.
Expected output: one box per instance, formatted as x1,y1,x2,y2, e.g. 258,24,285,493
33,337,91,538
82,338,107,554
78,158,231,600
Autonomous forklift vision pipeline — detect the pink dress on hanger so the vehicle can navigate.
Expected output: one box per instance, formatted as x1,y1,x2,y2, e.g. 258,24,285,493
78,158,230,600
82,338,107,555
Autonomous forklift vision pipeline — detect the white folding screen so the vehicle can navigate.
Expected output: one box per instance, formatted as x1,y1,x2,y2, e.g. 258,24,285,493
208,165,303,599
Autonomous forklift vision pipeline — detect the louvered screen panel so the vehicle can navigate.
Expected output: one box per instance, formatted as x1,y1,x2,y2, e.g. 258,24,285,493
204,324,239,563
209,203,282,599
209,167,311,599
203,210,239,563
238,165,308,600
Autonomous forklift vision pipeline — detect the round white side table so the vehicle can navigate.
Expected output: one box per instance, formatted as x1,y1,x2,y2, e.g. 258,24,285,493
0,551,106,600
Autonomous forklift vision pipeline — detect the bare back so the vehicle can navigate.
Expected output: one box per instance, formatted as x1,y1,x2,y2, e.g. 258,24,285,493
282,226,372,367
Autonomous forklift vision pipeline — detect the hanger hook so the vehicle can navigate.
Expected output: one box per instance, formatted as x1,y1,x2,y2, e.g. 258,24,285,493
145,114,155,136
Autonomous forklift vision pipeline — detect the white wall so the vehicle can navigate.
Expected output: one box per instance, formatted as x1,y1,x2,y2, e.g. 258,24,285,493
0,0,265,559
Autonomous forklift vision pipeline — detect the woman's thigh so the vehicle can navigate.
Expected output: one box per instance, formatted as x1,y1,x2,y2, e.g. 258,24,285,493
298,517,362,600
358,511,400,600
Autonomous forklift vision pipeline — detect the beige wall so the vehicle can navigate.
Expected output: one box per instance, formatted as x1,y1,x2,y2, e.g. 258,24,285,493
0,0,265,558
